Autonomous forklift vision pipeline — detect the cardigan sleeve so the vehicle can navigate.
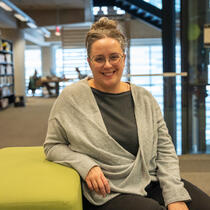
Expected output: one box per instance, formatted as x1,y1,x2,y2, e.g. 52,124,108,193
154,101,191,206
44,118,98,180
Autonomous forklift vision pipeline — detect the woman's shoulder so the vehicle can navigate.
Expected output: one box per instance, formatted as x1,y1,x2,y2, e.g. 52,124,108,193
61,78,89,97
131,83,155,100
49,79,90,117
131,83,161,110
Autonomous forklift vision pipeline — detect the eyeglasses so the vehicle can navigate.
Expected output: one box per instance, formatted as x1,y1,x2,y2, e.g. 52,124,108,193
90,53,124,66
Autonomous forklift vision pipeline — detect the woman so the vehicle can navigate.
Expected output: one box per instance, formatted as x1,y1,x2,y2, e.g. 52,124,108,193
44,17,210,210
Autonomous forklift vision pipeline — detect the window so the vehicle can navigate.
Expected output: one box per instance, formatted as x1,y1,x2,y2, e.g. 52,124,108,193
130,39,163,107
93,6,125,16
55,47,91,90
130,38,182,154
55,47,63,77
206,62,210,151
25,47,42,96
142,0,181,11
62,48,90,78
143,0,162,9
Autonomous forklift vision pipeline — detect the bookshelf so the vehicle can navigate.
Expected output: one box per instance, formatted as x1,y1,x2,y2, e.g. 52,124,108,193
0,39,15,110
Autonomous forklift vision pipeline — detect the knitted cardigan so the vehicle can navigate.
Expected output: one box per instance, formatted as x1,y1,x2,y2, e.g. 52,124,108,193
44,78,191,206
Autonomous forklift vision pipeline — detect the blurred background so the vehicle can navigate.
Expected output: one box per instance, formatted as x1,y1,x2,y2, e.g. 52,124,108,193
0,0,210,156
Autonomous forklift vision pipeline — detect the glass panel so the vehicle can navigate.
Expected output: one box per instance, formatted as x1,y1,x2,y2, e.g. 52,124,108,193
176,43,182,155
206,63,210,152
62,48,90,78
55,48,64,77
130,43,163,113
54,47,91,91
130,39,182,154
93,7,100,15
175,0,181,12
143,0,180,11
186,0,209,153
130,43,163,123
143,0,162,9
143,0,180,10
175,0,181,154
113,6,126,15
93,6,125,16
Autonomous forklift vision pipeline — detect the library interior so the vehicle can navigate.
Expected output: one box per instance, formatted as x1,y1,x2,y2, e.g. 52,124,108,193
0,0,210,209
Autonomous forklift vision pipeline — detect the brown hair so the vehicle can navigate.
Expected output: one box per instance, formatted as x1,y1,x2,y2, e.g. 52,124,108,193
85,17,126,57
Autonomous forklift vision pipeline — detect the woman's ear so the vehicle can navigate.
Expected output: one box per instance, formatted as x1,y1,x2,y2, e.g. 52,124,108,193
87,57,91,65
87,57,93,69
123,53,126,62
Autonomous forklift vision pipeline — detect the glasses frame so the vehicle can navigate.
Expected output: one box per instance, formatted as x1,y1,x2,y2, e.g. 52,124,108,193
89,53,124,67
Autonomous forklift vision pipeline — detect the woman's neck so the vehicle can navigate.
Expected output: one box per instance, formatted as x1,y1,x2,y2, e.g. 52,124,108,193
88,79,130,94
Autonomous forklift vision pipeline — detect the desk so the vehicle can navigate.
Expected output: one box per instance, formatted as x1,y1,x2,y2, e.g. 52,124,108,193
38,77,69,96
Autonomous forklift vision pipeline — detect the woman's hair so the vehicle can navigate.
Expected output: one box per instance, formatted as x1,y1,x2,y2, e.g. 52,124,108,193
85,17,127,57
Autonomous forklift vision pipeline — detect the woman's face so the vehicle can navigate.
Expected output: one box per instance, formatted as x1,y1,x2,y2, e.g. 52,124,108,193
88,37,125,93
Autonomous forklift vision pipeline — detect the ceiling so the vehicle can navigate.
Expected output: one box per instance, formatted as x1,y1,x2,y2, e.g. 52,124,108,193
0,0,93,46
9,0,86,10
0,0,91,29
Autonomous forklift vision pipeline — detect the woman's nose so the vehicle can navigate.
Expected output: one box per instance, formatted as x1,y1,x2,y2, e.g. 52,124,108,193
104,59,112,68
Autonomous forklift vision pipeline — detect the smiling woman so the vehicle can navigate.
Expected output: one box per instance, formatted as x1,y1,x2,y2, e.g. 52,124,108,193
85,17,127,93
44,17,210,210
87,37,127,93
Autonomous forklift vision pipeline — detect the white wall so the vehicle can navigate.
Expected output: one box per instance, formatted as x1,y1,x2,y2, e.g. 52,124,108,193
41,46,52,77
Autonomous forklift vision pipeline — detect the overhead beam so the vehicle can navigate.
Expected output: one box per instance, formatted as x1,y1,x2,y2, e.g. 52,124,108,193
0,8,17,28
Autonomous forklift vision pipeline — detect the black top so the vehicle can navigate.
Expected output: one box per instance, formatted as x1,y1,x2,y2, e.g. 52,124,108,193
91,87,139,156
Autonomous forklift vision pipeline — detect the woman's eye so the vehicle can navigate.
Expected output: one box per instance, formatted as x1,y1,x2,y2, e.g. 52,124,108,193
110,55,119,60
95,57,105,63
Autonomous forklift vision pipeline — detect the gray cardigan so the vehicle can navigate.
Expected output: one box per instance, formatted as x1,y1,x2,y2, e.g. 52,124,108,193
44,78,191,206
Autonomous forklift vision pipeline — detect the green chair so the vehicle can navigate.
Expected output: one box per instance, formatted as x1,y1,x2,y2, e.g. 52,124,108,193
0,146,83,210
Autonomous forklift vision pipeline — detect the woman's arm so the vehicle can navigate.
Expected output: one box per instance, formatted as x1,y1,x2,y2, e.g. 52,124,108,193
44,118,111,196
44,118,98,180
154,101,191,206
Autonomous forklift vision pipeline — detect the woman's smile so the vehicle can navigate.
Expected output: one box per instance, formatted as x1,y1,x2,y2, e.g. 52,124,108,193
88,37,125,93
101,70,116,77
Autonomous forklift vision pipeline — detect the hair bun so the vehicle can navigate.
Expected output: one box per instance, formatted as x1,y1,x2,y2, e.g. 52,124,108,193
91,17,117,30
86,17,127,56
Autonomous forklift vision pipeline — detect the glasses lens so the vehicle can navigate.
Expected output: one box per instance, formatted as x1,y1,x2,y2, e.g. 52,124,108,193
109,53,121,65
93,56,105,65
91,53,123,66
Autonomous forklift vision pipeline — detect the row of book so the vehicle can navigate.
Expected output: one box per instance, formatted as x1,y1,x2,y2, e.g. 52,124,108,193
0,53,12,63
0,76,13,86
0,65,13,75
0,86,13,97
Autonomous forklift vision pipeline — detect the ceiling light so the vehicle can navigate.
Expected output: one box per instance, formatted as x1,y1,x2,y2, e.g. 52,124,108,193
27,22,37,29
55,26,61,36
1,0,36,25
0,1,12,11
14,13,27,22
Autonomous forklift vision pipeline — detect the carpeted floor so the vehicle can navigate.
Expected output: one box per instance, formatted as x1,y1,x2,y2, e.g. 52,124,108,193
0,97,56,148
0,96,210,196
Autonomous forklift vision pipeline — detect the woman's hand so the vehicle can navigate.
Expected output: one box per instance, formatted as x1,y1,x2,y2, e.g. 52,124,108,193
168,201,189,210
85,166,110,197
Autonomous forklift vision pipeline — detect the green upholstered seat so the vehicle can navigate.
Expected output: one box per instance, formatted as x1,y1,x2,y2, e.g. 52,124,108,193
0,146,83,210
